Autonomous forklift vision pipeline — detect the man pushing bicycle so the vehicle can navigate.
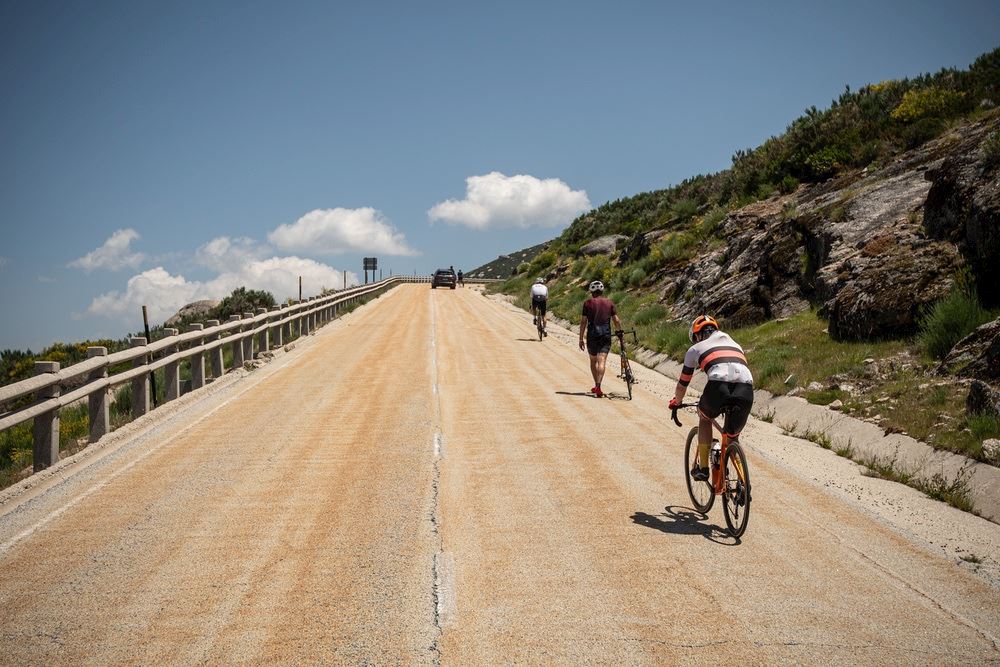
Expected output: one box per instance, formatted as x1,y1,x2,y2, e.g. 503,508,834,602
668,315,754,481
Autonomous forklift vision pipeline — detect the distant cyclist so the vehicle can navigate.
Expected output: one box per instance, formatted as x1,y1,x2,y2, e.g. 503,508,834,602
531,278,548,335
668,315,754,480
578,280,622,398
457,269,464,287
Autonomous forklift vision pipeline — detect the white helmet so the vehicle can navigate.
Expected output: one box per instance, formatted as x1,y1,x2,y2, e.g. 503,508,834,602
535,277,544,284
589,280,605,293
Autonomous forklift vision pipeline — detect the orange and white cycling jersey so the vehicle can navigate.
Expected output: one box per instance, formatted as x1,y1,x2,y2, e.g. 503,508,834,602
679,331,753,387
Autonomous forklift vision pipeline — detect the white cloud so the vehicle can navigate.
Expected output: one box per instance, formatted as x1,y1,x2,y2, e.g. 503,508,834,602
428,172,591,230
87,267,201,323
195,236,267,272
68,228,146,271
268,208,419,256
86,258,360,325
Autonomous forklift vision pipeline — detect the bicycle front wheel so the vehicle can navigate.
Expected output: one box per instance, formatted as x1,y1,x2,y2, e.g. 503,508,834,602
684,427,714,513
538,323,543,341
722,442,751,538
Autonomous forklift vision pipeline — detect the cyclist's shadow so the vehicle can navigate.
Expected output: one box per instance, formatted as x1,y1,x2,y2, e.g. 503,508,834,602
631,506,740,545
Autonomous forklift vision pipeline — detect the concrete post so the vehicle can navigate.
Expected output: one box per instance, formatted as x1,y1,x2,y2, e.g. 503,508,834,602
256,307,270,355
189,324,206,390
270,306,283,347
299,302,309,336
229,316,244,367
242,313,255,361
130,337,150,417
206,319,223,379
281,304,291,342
86,347,110,442
32,361,60,472
163,328,181,401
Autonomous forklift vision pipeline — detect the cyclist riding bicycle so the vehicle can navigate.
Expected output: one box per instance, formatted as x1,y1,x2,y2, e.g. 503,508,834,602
531,278,549,335
668,315,754,481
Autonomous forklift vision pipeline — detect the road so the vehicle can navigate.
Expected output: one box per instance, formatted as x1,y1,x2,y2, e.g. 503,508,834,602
1,283,998,665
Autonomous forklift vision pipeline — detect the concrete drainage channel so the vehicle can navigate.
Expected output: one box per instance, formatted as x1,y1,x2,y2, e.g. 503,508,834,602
500,298,1000,525
631,348,1000,524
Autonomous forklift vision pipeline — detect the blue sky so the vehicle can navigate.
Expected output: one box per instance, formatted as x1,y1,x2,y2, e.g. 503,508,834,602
1,0,998,350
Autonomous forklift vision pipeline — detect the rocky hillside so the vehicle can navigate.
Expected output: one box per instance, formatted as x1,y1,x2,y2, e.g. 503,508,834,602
493,48,1000,476
467,242,549,279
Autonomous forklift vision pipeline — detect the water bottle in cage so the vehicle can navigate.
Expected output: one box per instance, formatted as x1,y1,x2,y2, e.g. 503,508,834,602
710,440,721,468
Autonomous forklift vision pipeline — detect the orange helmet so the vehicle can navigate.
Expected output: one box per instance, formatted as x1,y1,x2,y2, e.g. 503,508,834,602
689,315,719,342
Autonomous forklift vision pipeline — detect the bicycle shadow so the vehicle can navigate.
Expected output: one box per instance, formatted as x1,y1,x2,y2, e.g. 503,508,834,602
515,338,541,342
554,391,596,398
630,506,740,545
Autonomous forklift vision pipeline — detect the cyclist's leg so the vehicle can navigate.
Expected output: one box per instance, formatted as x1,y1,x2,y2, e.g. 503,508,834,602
721,382,755,440
697,381,726,469
539,299,547,327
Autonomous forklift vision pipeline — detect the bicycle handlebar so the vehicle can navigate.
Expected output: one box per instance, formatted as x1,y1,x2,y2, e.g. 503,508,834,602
615,328,639,344
670,402,698,427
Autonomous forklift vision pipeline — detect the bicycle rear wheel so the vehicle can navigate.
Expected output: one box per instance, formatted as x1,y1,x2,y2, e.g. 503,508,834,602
538,321,544,341
684,427,714,513
722,442,751,538
622,358,634,400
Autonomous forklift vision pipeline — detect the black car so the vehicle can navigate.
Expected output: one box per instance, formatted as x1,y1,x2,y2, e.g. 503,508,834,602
431,269,457,289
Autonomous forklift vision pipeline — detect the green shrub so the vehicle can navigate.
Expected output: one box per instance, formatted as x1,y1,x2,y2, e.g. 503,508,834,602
902,117,945,149
671,198,699,223
982,130,1000,170
634,304,668,326
890,87,965,122
918,274,991,359
514,262,530,275
778,175,800,194
658,232,698,263
628,268,647,286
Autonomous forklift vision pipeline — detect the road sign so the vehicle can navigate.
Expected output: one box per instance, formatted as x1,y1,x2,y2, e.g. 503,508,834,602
364,257,377,271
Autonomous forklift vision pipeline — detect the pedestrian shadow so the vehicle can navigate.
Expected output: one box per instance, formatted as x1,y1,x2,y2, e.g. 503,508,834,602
630,506,739,545
555,390,596,398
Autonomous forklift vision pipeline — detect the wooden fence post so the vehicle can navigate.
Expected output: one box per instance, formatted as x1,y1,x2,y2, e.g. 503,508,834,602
163,328,181,401
130,337,150,417
32,361,60,472
189,324,205,389
86,347,110,442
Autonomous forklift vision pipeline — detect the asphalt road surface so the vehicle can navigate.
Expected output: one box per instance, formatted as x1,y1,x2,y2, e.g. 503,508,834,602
1,284,998,665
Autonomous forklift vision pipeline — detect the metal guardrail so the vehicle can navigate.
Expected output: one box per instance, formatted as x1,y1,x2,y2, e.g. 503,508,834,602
0,276,431,475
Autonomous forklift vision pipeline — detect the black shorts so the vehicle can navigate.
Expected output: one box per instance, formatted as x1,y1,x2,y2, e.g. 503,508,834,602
586,333,612,356
699,381,754,437
532,297,547,317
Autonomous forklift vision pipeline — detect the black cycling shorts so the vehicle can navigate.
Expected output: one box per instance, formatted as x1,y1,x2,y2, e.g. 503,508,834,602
699,380,754,437
532,296,547,317
586,333,612,356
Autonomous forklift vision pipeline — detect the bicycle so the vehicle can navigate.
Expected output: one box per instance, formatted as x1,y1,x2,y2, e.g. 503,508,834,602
615,329,638,400
536,312,546,341
670,403,751,537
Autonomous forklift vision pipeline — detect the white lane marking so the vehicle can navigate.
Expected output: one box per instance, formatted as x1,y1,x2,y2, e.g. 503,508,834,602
433,383,438,395
434,551,456,628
